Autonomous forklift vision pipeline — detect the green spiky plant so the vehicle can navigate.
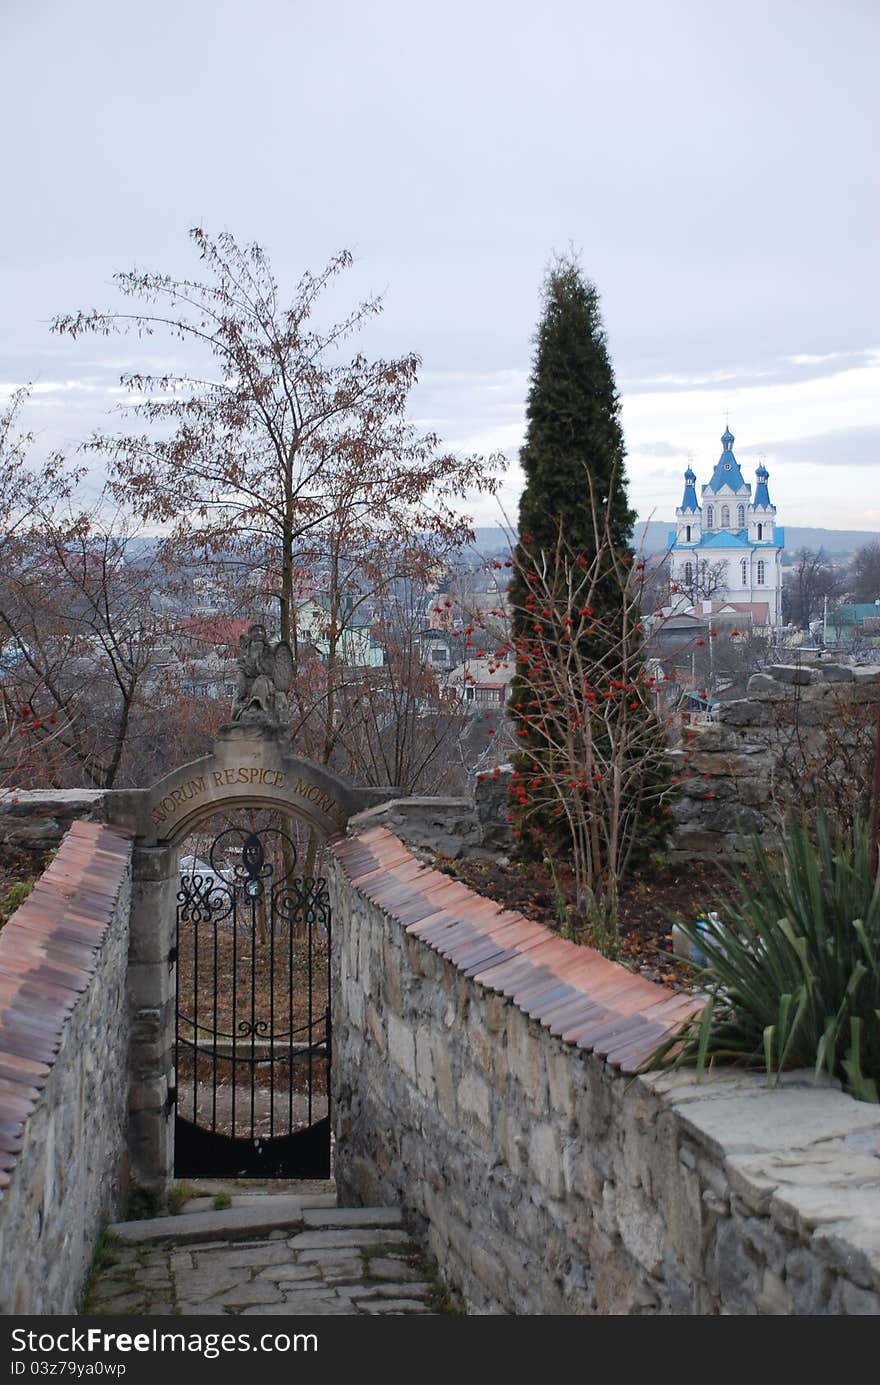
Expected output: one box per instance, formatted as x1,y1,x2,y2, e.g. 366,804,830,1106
647,814,880,1102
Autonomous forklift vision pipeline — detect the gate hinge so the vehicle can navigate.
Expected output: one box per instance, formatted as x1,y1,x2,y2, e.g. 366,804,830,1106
167,945,178,969
166,1085,177,1112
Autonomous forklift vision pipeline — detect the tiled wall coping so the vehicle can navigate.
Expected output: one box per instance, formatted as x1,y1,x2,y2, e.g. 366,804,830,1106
331,826,702,1072
0,821,133,1199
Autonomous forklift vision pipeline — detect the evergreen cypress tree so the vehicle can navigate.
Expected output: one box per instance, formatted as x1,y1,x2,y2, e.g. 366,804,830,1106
515,256,635,575
507,255,671,909
510,254,635,730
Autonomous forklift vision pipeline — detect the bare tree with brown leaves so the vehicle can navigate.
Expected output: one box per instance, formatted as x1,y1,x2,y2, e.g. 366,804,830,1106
0,504,175,790
53,229,503,646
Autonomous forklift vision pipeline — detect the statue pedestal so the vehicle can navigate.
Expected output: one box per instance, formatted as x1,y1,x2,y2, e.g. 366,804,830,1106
215,721,288,746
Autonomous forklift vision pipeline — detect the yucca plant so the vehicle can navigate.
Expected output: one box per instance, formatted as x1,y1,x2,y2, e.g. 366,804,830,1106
646,814,880,1102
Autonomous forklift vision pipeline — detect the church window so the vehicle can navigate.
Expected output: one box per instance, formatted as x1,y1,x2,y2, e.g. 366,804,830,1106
706,506,714,529
757,523,763,540
685,525,691,542
757,560,766,585
737,504,745,528
721,504,730,528
684,561,693,586
741,559,747,586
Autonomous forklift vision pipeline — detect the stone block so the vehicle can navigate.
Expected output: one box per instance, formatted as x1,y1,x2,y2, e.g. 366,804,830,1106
127,961,170,1011
718,699,770,727
129,1078,167,1114
288,1228,410,1250
458,1072,491,1133
711,1218,759,1310
430,1033,457,1126
414,1026,435,1099
747,674,788,697
546,1050,578,1123
302,1206,402,1229
506,1012,547,1107
705,803,766,834
562,1142,603,1206
528,1122,564,1199
756,1266,793,1314
387,1014,416,1083
675,1082,880,1158
668,827,725,854
688,752,758,775
767,665,820,685
365,1001,386,1053
110,1197,307,1244
831,1278,880,1314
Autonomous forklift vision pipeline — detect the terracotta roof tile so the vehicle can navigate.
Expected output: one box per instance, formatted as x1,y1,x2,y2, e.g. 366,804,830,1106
0,823,132,1203
331,829,703,1082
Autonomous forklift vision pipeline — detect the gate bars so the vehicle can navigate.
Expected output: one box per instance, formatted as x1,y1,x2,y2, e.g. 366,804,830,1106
173,826,331,1178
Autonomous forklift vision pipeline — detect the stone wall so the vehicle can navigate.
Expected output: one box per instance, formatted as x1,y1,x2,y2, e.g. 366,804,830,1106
347,770,515,862
0,788,109,852
671,662,880,859
0,823,133,1315
329,826,880,1316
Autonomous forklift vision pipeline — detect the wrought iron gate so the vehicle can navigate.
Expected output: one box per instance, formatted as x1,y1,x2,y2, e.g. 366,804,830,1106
174,826,331,1178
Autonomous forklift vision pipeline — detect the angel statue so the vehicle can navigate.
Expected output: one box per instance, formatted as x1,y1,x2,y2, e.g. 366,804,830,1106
231,623,294,727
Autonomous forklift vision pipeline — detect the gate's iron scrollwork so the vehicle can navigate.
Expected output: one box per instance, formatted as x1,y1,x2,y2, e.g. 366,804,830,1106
174,827,331,1177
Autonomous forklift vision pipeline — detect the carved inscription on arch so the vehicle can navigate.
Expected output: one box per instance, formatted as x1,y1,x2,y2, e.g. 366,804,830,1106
149,763,347,833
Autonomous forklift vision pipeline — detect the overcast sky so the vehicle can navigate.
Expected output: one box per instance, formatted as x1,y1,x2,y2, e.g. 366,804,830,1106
3,0,878,531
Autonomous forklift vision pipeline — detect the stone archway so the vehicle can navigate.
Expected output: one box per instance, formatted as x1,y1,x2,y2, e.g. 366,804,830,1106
113,723,382,846
112,726,394,1204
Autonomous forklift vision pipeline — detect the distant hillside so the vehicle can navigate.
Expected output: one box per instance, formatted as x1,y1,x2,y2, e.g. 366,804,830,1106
465,524,878,560
126,524,878,567
632,521,879,558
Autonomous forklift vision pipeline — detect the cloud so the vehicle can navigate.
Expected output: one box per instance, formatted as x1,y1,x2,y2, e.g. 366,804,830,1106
636,440,683,458
621,348,879,396
644,465,686,481
0,378,102,400
748,425,880,469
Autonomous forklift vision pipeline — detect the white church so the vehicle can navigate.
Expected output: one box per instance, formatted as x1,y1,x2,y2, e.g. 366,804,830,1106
668,425,784,628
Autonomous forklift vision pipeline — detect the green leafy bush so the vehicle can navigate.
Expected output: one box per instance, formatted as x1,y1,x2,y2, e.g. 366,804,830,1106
647,815,880,1102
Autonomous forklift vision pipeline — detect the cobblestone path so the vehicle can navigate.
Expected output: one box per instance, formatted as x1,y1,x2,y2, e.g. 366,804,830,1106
85,1189,444,1316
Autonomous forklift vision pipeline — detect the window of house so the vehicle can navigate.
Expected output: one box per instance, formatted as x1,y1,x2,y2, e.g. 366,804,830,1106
757,523,763,540
740,560,747,585
706,506,714,529
474,686,503,705
721,504,730,528
685,525,691,542
684,561,693,585
430,648,448,663
757,560,766,585
737,504,745,528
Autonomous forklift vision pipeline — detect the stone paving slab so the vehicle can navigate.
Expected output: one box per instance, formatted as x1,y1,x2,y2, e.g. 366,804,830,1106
288,1227,411,1250
86,1196,448,1317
